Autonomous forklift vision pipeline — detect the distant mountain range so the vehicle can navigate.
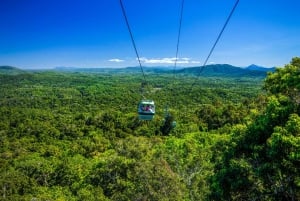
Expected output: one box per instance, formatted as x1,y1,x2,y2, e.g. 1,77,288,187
178,64,275,77
0,64,276,77
54,66,177,73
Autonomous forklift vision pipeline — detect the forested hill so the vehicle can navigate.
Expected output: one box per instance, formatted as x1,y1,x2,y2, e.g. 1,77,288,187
0,66,27,75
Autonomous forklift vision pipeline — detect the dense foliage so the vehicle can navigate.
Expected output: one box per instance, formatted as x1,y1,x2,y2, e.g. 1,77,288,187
0,58,299,200
211,57,300,200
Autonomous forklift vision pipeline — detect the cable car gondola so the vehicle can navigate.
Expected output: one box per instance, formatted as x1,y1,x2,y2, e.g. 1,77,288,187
138,100,155,120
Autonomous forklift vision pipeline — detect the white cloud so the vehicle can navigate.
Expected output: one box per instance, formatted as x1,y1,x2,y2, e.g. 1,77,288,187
139,57,200,64
109,58,124,62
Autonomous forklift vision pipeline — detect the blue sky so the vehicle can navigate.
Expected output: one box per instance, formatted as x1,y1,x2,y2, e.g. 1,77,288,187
0,0,299,69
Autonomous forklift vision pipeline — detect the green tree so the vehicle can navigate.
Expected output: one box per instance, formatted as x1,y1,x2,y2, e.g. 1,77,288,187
264,57,300,105
210,58,300,200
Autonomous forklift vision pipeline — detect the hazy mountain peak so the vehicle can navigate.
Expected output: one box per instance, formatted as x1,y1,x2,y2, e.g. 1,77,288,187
246,64,275,72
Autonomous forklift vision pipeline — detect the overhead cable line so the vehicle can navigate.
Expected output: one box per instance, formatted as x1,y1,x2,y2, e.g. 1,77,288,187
167,0,185,118
119,0,147,83
191,0,240,88
173,0,185,77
